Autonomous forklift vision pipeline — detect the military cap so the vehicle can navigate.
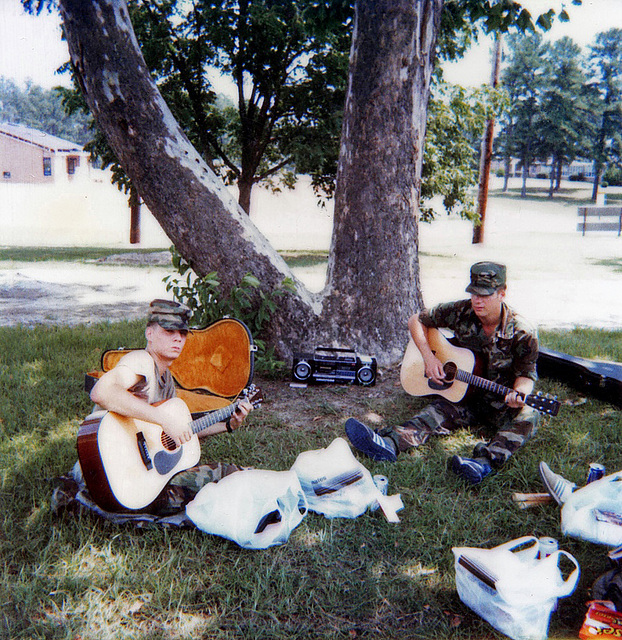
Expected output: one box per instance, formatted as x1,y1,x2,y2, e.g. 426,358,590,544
465,261,506,296
147,299,191,331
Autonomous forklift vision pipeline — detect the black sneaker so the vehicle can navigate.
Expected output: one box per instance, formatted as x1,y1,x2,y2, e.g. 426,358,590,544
345,418,397,462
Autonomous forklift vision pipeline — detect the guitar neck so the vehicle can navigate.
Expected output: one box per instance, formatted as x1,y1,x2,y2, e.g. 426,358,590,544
455,369,516,400
191,401,238,435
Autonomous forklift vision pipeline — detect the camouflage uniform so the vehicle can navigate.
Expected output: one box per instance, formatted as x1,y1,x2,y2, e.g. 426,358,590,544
381,299,540,468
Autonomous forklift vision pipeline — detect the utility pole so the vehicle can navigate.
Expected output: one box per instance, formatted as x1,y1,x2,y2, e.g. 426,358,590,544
473,33,502,244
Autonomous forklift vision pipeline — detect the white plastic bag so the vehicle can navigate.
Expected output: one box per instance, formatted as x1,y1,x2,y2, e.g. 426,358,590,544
185,469,308,549
453,536,580,640
290,437,403,521
561,471,622,546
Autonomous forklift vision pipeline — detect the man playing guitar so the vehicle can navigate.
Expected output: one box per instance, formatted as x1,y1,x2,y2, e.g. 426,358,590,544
346,262,540,485
81,299,254,514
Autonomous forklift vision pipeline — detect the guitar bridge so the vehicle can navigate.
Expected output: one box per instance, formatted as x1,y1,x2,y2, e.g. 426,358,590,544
136,432,153,470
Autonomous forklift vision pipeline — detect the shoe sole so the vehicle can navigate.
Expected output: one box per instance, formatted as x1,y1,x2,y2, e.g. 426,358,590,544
345,418,396,462
539,462,564,505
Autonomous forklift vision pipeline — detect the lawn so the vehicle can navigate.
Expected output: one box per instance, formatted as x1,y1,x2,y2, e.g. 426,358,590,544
1,319,621,639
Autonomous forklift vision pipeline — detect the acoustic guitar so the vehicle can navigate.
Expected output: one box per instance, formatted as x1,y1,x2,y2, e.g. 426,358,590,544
77,384,263,512
400,329,560,416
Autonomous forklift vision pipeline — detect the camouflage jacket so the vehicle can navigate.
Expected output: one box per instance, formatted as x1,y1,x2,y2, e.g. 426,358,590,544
419,299,539,392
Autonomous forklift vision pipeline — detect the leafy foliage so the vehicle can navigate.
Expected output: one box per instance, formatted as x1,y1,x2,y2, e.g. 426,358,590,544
421,82,508,222
586,28,622,196
497,26,622,200
0,76,90,144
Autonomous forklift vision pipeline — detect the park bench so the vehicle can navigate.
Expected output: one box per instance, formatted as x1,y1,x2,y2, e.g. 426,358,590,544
577,206,622,236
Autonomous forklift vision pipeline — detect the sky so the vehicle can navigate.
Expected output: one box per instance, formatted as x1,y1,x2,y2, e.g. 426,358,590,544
0,0,621,92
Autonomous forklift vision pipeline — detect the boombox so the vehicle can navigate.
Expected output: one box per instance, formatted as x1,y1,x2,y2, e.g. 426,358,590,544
292,347,377,386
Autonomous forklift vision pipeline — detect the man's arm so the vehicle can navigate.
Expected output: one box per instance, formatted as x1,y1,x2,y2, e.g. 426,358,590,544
505,375,535,409
408,312,446,384
90,366,193,446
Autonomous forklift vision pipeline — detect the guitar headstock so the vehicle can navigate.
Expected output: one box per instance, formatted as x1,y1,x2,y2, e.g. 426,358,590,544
242,383,264,409
527,392,560,417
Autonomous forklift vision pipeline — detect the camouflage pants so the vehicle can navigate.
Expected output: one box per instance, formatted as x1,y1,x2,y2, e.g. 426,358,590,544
149,462,248,515
379,398,540,468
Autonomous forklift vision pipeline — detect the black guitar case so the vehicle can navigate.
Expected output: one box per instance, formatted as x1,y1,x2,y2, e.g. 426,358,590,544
537,347,622,408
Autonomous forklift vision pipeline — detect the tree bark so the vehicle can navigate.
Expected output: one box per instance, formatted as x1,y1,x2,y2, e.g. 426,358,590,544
324,0,442,363
129,185,141,244
472,33,501,245
58,0,442,366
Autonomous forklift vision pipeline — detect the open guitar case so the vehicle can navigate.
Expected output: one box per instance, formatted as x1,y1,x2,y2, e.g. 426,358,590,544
84,317,257,416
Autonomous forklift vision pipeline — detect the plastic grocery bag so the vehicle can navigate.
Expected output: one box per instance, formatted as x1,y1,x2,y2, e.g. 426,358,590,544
561,471,622,546
185,469,308,549
453,536,580,640
291,438,403,521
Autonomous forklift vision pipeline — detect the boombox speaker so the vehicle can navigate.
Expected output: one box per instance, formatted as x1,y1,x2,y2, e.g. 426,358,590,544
292,347,377,386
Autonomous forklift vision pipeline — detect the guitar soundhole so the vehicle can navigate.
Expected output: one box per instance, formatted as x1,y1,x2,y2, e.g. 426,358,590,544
443,362,457,382
161,433,178,451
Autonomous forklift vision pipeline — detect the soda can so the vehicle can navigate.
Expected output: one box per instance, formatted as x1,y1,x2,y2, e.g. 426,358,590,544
373,475,389,495
371,475,388,512
587,463,606,484
538,536,558,559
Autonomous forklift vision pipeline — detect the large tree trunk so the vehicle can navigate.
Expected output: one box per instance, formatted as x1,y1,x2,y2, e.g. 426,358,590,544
323,0,442,363
58,0,442,366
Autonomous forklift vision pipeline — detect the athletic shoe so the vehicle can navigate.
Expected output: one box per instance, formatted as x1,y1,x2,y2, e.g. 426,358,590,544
344,418,397,462
539,461,576,505
449,455,492,485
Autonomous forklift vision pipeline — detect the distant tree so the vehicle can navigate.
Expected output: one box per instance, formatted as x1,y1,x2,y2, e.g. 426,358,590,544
500,32,548,197
0,76,90,143
587,28,622,202
537,36,590,195
120,0,353,214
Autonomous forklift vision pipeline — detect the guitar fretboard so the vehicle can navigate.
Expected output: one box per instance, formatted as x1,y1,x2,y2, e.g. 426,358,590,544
191,402,238,435
455,369,515,399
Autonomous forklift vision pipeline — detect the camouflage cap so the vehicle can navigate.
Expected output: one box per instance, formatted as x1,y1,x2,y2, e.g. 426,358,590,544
465,261,506,296
147,299,191,331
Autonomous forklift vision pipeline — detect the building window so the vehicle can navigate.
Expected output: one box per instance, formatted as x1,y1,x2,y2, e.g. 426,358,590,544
3,171,10,179
43,157,52,176
66,156,79,175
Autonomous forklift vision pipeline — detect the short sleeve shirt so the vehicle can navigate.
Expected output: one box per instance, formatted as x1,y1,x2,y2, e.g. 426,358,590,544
418,299,539,389
115,350,176,404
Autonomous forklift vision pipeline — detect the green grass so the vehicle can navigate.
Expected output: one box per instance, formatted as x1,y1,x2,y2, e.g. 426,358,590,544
1,322,621,638
279,250,329,269
0,247,330,272
0,247,170,263
489,186,595,206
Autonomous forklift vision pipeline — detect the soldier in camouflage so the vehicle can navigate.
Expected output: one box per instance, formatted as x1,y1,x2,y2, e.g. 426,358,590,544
345,262,540,484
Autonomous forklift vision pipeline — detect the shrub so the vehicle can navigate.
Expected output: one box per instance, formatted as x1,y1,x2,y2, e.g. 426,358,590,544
603,166,622,186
